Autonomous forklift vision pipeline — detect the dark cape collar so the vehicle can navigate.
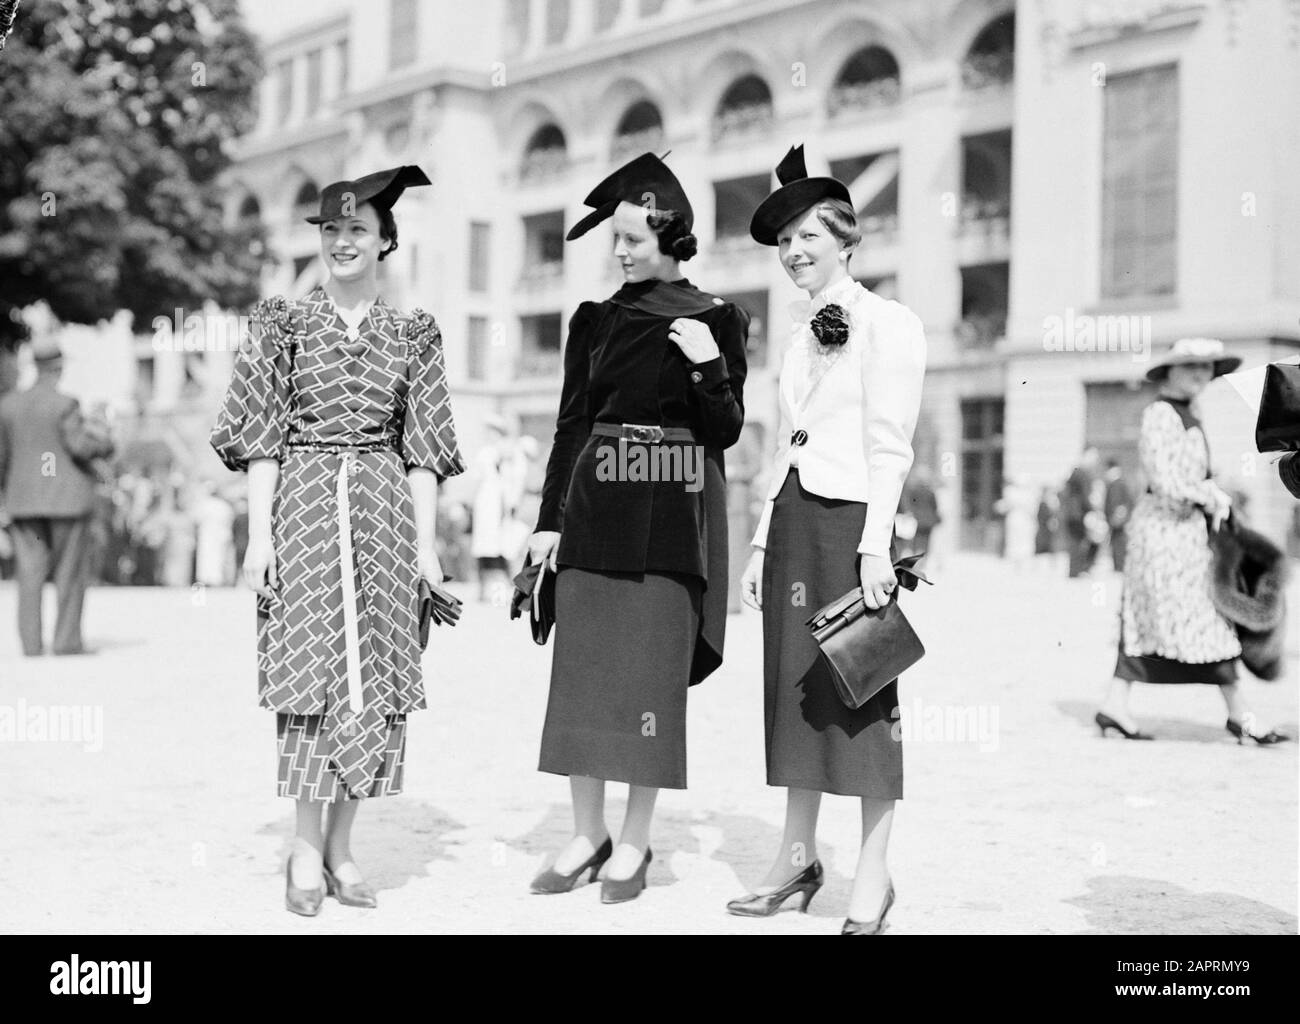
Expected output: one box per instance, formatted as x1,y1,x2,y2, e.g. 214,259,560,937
1156,394,1201,429
608,278,722,317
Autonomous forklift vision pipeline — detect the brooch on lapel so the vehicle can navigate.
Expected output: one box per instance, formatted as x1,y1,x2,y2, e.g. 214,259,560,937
810,304,850,348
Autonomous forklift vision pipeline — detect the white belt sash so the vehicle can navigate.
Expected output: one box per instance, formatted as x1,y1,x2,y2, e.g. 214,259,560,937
335,453,365,718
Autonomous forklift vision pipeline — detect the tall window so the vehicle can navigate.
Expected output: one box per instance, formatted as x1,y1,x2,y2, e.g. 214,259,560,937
390,0,418,70
960,398,1005,552
1101,65,1178,299
518,314,563,378
275,59,293,125
469,221,491,293
305,49,322,116
467,316,490,381
713,174,769,241
336,39,349,95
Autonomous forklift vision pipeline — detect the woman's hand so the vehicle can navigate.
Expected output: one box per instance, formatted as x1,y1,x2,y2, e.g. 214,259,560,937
668,318,720,365
528,530,561,571
1207,485,1232,532
417,545,445,587
741,549,765,611
243,534,277,599
859,553,897,611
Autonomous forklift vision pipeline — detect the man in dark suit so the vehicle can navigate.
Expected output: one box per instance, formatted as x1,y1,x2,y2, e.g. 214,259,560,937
1103,459,1132,572
1061,446,1102,577
0,338,115,655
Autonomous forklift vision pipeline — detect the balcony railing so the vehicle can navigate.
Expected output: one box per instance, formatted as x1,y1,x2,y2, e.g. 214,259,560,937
611,126,665,163
828,77,901,116
711,102,773,144
516,348,562,378
955,313,1006,349
961,51,1015,91
518,261,565,290
519,147,569,182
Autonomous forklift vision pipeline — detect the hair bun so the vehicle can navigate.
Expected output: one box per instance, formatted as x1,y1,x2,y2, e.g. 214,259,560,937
671,233,698,262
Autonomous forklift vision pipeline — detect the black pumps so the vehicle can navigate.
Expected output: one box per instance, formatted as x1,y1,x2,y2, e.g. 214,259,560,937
842,881,895,935
726,861,824,917
323,865,378,908
600,847,652,904
1226,714,1290,746
530,836,614,894
1095,711,1153,740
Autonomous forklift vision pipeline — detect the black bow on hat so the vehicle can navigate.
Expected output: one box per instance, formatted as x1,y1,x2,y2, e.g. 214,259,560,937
749,145,853,246
304,165,431,224
566,152,693,241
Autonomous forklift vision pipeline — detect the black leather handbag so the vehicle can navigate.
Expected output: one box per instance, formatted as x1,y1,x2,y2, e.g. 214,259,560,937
1255,361,1300,452
805,554,932,710
417,578,462,649
509,556,557,645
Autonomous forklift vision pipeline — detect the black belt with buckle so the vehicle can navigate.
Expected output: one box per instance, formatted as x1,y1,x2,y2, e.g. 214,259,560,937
791,429,809,447
591,422,696,444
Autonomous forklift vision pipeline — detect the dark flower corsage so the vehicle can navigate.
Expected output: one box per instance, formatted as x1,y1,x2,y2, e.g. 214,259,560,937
406,308,442,357
810,303,850,348
250,296,300,352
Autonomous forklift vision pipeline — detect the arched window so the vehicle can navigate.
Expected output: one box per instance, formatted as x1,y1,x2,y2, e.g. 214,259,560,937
236,194,265,258
521,123,568,180
829,45,900,115
962,13,1015,90
712,74,773,142
292,181,319,219
611,100,664,161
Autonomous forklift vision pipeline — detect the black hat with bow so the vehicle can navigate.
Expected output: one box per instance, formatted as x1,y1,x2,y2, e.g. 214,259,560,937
566,152,693,241
749,144,853,246
304,164,431,224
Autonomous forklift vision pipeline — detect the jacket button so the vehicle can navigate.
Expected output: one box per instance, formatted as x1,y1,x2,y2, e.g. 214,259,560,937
690,370,704,384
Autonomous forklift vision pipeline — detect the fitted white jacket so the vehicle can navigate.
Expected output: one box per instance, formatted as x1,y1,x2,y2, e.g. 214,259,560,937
751,276,927,557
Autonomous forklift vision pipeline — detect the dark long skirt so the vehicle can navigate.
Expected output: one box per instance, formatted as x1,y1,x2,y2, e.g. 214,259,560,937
539,566,702,789
763,471,903,799
1113,620,1239,685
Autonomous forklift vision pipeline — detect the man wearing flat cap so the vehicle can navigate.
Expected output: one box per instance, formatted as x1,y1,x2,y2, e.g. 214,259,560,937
0,337,115,655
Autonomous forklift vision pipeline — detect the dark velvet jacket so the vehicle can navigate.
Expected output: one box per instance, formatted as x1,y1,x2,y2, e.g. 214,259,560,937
536,277,749,683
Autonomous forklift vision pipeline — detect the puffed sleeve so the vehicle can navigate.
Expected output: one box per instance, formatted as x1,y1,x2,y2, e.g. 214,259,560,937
687,303,749,449
750,338,794,551
536,302,597,533
859,304,927,557
209,298,294,473
402,309,466,482
1140,402,1219,507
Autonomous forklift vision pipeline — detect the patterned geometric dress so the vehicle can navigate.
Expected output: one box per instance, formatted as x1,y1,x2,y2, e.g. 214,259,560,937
211,287,464,799
1114,397,1240,685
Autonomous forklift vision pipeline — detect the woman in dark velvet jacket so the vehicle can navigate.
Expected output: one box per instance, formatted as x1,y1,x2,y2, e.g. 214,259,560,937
526,153,749,903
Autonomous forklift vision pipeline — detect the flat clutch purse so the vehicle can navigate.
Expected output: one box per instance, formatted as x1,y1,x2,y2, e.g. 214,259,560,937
1255,362,1300,452
509,556,557,645
804,554,933,710
417,578,463,650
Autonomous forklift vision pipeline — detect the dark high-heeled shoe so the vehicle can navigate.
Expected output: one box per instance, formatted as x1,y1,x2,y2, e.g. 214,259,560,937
726,861,824,917
529,836,613,895
323,865,378,908
285,859,325,917
1095,711,1153,741
1225,714,1290,746
600,847,653,904
842,880,895,935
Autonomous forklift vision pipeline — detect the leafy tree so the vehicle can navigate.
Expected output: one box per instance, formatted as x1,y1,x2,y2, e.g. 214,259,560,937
0,0,265,362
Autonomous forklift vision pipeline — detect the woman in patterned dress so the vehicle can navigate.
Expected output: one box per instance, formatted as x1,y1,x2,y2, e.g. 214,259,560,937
1096,338,1288,744
211,166,465,915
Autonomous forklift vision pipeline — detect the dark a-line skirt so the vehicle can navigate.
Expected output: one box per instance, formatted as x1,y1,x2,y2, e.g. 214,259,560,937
762,470,903,799
539,566,702,789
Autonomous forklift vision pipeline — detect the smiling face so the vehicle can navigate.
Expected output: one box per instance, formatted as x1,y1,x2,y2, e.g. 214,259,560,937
318,201,386,282
1164,361,1215,398
611,201,677,283
777,205,849,296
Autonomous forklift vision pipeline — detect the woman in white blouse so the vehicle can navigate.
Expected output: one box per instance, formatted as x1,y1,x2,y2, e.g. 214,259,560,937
730,146,927,934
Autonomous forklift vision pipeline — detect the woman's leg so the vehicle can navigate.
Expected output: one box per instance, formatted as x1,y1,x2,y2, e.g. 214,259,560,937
1097,676,1140,731
324,797,365,883
290,799,325,889
607,784,658,879
757,787,822,890
552,775,609,873
847,797,895,922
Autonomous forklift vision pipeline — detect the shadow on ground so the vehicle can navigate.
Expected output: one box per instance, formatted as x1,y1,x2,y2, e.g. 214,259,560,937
1066,875,1297,934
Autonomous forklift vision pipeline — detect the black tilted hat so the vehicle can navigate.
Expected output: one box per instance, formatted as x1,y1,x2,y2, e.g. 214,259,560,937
303,165,431,224
566,152,693,241
749,145,853,246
